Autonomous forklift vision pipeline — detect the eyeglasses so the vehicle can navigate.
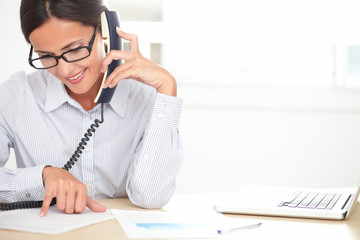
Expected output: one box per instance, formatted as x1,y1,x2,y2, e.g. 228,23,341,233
28,26,98,69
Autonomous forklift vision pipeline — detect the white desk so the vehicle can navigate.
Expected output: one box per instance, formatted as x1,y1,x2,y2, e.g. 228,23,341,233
1,193,359,240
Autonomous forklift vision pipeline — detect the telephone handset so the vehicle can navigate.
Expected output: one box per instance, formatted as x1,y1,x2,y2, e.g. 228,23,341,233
0,10,122,211
95,10,122,103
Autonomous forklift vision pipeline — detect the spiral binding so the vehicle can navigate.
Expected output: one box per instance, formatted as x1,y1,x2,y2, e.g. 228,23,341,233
0,103,104,211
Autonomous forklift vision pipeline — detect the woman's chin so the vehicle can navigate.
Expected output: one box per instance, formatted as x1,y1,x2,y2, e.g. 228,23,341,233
65,85,90,95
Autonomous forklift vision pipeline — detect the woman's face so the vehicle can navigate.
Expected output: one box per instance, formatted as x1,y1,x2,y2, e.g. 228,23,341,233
29,17,105,97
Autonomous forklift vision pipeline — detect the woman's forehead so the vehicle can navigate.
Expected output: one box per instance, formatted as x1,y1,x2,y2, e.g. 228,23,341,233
29,17,93,51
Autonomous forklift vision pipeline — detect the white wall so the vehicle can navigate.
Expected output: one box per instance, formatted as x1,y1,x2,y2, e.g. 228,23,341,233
176,86,360,193
1,0,32,80
162,0,360,193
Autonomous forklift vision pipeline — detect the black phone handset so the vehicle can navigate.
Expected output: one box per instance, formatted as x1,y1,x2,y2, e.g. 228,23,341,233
0,11,122,211
93,11,122,103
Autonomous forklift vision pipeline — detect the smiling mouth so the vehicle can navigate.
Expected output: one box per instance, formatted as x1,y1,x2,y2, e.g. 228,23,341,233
69,69,85,80
66,69,86,84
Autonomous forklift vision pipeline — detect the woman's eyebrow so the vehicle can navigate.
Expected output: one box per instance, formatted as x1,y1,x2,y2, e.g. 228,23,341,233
60,40,83,51
35,50,52,54
34,40,83,54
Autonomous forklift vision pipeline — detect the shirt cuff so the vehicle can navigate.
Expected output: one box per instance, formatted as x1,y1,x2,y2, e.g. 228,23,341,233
15,165,47,201
150,93,183,128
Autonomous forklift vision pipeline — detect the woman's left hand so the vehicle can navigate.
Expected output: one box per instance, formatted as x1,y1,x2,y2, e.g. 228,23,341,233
101,28,177,96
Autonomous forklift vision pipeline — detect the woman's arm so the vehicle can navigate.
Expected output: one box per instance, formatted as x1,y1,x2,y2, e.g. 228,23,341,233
0,74,47,204
126,93,183,208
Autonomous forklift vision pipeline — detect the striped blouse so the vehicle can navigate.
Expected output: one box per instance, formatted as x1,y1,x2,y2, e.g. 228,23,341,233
0,70,183,209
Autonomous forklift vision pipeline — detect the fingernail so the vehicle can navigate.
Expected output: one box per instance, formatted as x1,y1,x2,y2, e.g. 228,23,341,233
102,83,107,89
40,211,45,217
116,26,122,31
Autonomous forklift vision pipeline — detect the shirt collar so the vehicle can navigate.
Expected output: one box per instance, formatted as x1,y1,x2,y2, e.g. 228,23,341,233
44,72,69,113
107,80,129,118
44,72,128,117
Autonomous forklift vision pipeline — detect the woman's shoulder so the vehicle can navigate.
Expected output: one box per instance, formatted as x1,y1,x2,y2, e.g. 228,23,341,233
0,70,49,106
0,71,29,119
122,79,156,100
1,70,48,90
112,79,156,114
0,71,28,98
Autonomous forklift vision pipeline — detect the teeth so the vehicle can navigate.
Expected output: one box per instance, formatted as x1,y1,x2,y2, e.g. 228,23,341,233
69,70,84,80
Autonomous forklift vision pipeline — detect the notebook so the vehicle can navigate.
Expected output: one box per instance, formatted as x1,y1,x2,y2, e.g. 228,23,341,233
214,184,360,220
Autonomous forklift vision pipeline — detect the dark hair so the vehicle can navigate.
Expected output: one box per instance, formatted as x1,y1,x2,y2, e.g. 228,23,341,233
20,0,108,43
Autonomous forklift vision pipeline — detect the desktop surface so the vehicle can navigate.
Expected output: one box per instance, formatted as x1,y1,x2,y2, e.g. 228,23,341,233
0,194,359,240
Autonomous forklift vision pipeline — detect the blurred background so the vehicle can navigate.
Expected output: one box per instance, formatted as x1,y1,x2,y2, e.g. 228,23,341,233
2,0,360,194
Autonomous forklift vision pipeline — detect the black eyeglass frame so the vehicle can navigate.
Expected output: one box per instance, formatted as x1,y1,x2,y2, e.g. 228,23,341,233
28,26,99,70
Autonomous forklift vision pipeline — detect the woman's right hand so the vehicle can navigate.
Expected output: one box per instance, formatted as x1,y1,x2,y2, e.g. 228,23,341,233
40,166,106,216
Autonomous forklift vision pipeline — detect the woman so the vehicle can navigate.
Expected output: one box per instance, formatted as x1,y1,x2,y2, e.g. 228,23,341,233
0,0,183,216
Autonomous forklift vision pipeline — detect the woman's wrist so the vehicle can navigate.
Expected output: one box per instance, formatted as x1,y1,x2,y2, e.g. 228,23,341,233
156,75,177,97
41,165,52,186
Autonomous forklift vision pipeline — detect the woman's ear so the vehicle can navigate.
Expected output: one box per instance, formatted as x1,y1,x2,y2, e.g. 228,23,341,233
103,42,108,53
102,35,109,53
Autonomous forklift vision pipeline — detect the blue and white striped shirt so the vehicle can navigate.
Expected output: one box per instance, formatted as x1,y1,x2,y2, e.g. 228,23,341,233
0,70,183,208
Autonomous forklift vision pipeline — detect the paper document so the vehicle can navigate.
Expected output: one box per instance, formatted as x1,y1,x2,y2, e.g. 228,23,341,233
111,209,259,239
0,206,114,235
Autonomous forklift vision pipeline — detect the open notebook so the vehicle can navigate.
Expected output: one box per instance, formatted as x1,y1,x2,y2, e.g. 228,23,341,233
214,184,359,220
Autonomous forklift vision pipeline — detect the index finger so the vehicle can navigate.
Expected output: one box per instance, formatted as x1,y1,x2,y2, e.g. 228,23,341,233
116,28,139,53
40,194,56,217
101,50,132,73
86,197,106,212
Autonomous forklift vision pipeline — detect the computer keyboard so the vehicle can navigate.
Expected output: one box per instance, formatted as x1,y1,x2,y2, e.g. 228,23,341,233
278,191,342,210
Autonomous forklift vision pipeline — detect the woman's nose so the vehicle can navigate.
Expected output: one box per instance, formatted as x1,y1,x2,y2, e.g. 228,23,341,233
56,58,74,76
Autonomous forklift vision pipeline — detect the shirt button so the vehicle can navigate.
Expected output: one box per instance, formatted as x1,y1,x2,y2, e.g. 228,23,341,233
85,148,89,153
86,183,91,188
162,101,168,106
86,116,91,121
25,193,31,198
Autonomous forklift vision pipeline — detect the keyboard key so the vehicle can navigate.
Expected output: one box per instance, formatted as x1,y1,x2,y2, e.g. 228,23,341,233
317,193,336,209
288,192,310,207
298,192,319,208
326,193,342,210
277,191,301,207
307,192,327,209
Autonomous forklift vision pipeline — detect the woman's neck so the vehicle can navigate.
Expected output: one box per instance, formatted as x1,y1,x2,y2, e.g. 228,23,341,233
66,74,103,111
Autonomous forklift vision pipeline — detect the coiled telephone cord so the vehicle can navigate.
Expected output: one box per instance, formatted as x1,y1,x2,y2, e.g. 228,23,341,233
63,103,104,171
